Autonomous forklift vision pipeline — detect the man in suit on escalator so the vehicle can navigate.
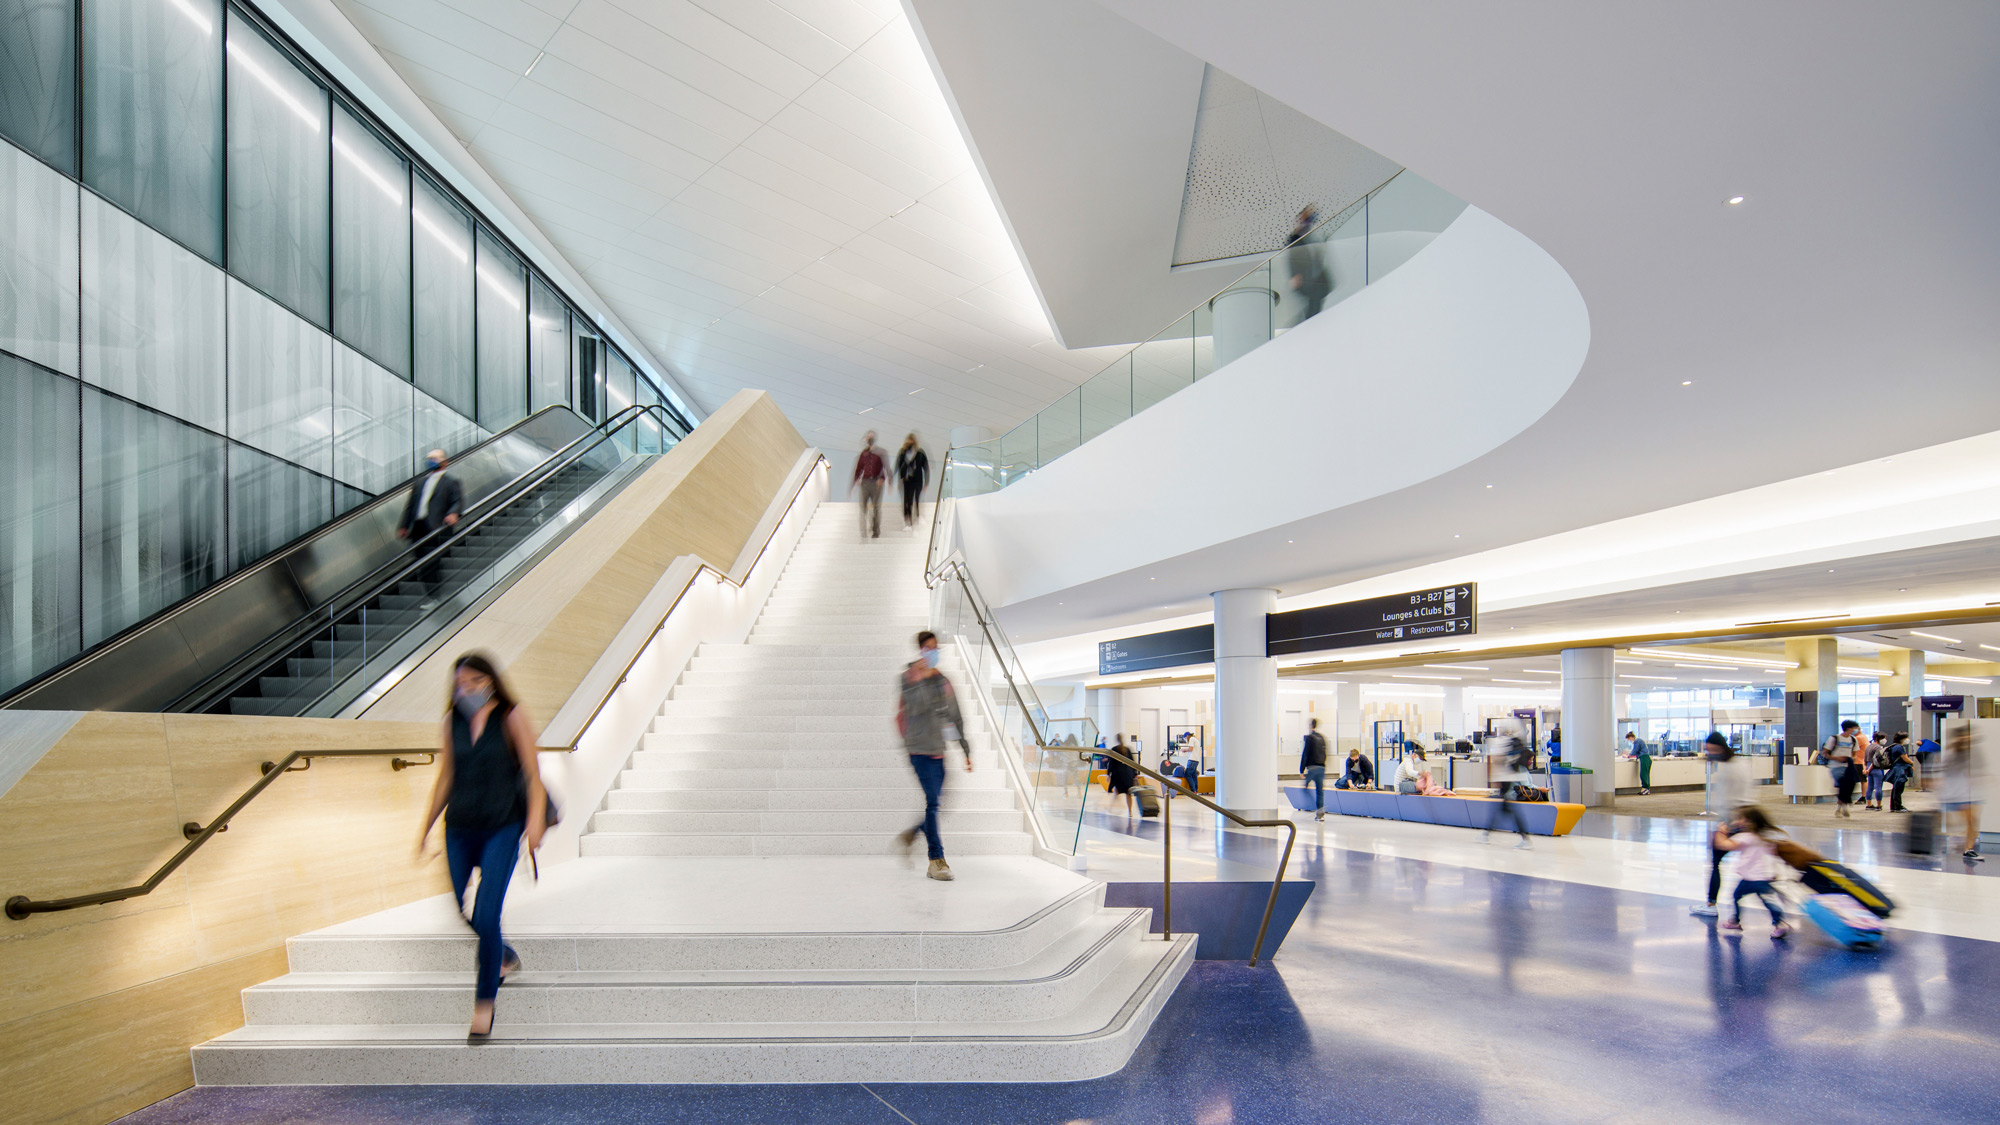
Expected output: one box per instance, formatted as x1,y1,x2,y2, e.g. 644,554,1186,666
398,449,464,609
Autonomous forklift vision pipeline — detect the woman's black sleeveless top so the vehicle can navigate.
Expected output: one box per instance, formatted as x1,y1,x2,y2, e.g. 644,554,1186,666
448,706,526,830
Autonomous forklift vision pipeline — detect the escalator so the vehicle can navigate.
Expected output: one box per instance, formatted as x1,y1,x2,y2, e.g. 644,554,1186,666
3,404,674,717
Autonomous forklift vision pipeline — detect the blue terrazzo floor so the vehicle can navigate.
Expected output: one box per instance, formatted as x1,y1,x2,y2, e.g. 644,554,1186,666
115,814,2000,1125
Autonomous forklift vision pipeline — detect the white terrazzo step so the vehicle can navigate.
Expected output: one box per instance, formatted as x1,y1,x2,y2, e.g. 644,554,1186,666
627,747,999,770
613,767,1010,791
714,643,917,658
588,808,1027,835
193,934,1194,1085
240,911,1141,1028
676,669,909,688
670,682,920,701
579,830,1034,857
749,628,931,645
657,697,896,718
635,731,919,753
649,716,898,736
603,787,1020,812
283,874,1110,975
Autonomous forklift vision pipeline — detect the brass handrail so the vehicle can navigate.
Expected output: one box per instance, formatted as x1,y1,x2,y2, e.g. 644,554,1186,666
6,748,433,921
1089,744,1298,968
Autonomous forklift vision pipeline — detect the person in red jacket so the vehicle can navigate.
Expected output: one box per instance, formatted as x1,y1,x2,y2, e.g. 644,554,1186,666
853,431,886,538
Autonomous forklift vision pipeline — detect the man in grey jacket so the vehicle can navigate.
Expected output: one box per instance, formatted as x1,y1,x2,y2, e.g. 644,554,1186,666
897,631,973,880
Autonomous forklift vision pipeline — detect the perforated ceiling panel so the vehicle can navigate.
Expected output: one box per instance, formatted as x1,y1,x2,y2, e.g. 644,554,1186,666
1171,67,1403,268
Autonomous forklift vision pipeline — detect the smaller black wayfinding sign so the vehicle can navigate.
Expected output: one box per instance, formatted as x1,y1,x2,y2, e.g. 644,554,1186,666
1266,584,1477,657
1098,624,1216,677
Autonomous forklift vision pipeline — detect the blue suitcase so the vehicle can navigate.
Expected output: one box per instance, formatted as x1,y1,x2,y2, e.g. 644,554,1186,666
1804,893,1883,950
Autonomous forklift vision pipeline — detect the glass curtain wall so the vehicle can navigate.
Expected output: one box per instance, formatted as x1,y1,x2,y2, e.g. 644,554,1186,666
0,0,689,698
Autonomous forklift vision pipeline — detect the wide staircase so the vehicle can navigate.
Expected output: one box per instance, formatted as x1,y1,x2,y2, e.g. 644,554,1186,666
191,501,1193,1084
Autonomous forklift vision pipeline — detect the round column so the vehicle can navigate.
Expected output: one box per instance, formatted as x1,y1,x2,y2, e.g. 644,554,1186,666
1213,588,1279,817
1560,647,1616,806
1210,278,1277,370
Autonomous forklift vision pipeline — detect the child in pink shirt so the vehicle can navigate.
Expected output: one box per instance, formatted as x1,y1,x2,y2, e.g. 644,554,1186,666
1715,806,1791,938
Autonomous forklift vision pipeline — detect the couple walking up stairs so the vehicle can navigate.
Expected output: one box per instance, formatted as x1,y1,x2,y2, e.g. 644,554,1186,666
193,501,1193,1084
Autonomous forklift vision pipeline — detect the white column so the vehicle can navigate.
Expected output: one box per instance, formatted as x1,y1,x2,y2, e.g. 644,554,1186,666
1210,278,1276,370
1561,647,1616,806
1213,588,1279,816
1336,680,1362,756
1441,684,1466,739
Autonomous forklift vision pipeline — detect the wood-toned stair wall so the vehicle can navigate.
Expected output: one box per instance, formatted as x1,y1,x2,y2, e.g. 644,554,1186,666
360,389,808,727
0,391,807,1124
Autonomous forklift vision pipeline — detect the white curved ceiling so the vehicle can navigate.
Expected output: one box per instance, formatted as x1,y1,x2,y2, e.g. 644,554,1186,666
319,0,1127,447
1082,0,2000,593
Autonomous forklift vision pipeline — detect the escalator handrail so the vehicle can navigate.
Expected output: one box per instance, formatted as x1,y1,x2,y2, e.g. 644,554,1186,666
172,405,677,715
0,405,608,711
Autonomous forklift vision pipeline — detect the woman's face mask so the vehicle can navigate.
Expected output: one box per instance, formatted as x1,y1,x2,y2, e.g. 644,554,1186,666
455,684,493,716
920,648,941,669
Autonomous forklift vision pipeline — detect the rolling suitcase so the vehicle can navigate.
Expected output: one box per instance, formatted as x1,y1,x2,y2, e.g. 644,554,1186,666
1803,893,1883,950
1905,810,1940,856
1135,786,1161,818
1799,860,1894,918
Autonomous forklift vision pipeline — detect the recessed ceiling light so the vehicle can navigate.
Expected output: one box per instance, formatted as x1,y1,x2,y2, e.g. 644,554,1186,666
1980,644,2000,654
1726,195,1746,205
1911,631,1962,645
524,50,545,77
1425,664,1489,671
1681,380,1692,386
1484,484,1493,489
1453,534,1460,538
908,388,923,395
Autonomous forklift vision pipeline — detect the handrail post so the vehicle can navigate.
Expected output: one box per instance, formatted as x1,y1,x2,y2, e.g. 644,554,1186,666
1162,773,1172,940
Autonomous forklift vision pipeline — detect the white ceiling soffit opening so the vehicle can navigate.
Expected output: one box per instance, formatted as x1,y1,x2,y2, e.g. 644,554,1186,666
321,0,1125,447
1058,0,2000,629
906,0,1261,348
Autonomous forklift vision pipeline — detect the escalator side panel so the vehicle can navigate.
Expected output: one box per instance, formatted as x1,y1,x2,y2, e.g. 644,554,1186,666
3,407,600,713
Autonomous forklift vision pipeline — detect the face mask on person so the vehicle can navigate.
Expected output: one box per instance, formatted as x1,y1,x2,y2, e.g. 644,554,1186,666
921,648,940,669
426,458,443,472
455,686,492,717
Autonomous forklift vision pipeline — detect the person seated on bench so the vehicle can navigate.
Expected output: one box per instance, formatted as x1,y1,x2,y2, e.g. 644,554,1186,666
1396,746,1443,794
1335,748,1375,790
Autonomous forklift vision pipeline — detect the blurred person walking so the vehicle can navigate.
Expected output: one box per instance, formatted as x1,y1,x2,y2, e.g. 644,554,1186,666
1103,734,1139,818
1483,721,1534,850
1691,732,1752,918
1823,720,1864,817
1715,806,1792,939
853,432,886,539
897,631,974,880
1300,718,1329,820
397,448,464,608
1285,204,1332,321
1941,725,1985,862
894,434,930,531
1888,734,1917,812
416,653,547,1040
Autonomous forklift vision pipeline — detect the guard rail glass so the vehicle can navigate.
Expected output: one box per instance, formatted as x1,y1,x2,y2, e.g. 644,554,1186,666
929,559,1096,856
980,170,1466,486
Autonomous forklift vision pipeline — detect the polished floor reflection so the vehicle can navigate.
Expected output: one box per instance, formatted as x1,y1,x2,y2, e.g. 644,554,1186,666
117,810,2000,1124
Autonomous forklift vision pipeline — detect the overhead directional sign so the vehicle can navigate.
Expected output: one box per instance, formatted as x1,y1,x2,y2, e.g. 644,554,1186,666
1265,584,1477,657
1098,624,1216,677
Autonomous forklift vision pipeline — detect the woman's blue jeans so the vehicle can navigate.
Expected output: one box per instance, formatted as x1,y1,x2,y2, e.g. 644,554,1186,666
445,820,523,1002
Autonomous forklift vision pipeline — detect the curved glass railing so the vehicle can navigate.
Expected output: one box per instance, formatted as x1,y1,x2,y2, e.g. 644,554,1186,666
974,169,1466,488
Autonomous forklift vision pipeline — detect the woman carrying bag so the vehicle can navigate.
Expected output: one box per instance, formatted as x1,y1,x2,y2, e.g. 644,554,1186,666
417,653,548,1040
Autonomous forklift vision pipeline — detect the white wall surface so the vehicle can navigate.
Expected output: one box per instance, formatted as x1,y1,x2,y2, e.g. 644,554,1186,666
955,205,1586,612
